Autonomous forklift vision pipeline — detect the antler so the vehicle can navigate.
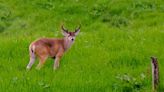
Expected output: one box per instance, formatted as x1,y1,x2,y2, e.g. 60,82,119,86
61,25,68,32
75,25,81,32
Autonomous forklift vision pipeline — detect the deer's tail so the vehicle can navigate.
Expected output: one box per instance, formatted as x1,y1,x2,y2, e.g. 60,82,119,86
29,44,36,58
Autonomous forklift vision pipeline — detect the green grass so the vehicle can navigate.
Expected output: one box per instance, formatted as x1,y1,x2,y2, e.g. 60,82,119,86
0,0,164,92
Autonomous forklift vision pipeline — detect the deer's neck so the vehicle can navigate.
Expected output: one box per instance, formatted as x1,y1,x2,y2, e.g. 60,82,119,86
63,37,74,51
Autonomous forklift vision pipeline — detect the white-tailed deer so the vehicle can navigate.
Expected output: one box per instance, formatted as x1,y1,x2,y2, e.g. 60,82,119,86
26,25,80,70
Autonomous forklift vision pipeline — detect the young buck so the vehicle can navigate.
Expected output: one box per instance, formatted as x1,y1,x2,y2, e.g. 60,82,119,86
26,25,80,70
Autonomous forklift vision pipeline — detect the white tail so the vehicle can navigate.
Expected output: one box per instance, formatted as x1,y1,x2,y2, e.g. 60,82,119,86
26,25,80,70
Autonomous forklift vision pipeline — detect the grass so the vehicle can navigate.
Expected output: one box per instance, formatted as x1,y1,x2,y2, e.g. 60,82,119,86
0,0,164,92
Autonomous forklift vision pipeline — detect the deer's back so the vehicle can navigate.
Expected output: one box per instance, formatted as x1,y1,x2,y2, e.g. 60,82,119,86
31,38,64,57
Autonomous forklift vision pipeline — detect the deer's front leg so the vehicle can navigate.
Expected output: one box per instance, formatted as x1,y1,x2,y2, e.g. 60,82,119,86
53,52,63,70
53,57,61,70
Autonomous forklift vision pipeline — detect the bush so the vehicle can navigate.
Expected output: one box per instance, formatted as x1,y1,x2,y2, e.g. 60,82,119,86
112,73,147,92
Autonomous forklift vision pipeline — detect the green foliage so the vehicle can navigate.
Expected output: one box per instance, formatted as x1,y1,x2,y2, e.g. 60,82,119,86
113,73,147,92
0,0,164,92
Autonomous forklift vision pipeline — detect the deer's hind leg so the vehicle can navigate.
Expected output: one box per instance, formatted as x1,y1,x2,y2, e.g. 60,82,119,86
35,48,49,70
26,45,36,70
36,55,48,70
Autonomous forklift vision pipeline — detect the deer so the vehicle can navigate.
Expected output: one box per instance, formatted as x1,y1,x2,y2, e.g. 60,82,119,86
26,25,80,70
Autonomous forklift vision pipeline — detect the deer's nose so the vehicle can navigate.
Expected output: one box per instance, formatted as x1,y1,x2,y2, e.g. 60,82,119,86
71,39,74,41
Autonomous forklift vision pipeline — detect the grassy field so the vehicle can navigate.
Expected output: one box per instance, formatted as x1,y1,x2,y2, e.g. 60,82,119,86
0,0,164,92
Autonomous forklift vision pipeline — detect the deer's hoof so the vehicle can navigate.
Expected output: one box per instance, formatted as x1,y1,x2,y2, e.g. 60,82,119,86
35,66,41,70
53,67,58,71
26,66,31,70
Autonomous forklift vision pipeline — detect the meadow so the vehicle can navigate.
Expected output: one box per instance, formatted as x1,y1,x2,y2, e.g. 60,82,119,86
0,0,164,92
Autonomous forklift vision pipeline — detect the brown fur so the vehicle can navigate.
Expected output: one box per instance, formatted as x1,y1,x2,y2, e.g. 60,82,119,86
26,25,80,70
32,38,65,58
30,38,65,70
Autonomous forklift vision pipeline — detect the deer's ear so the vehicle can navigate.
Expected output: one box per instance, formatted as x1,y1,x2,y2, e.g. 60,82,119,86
61,25,69,36
75,26,80,36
